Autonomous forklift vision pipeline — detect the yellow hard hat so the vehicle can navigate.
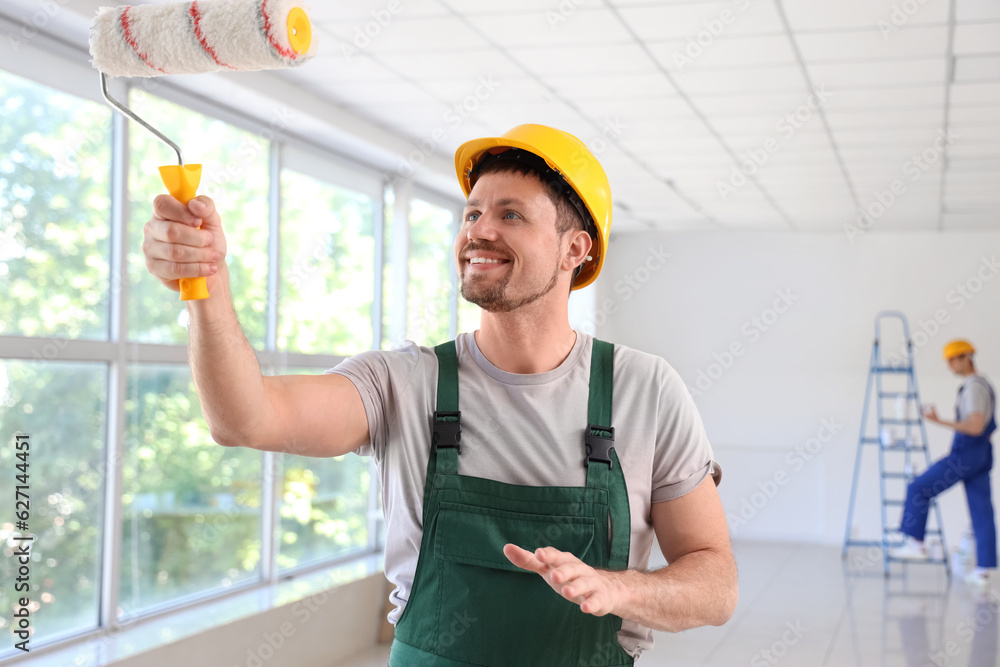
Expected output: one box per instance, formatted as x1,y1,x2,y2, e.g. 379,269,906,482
943,340,975,360
454,124,612,290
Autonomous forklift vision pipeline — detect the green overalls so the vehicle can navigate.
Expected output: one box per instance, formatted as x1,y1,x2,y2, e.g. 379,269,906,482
388,338,636,667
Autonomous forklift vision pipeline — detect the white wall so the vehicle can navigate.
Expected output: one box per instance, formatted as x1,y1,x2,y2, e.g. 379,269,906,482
597,230,1000,551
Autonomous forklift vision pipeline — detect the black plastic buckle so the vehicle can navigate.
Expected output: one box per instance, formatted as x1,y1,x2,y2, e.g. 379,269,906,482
585,424,614,468
433,411,462,454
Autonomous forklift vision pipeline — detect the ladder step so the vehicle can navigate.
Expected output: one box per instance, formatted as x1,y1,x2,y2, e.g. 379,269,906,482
881,472,910,478
886,557,949,565
882,528,942,535
873,366,913,373
844,540,887,547
861,437,881,444
879,418,923,425
882,444,928,452
884,499,904,505
879,392,918,399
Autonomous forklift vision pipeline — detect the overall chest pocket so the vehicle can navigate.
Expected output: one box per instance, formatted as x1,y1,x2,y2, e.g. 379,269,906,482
426,502,606,665
435,502,596,569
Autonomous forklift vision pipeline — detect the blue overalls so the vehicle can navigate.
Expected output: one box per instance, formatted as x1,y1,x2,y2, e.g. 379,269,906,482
900,377,998,568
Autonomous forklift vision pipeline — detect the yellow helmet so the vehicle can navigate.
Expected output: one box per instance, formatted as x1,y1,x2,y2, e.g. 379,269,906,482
454,124,612,290
943,340,975,360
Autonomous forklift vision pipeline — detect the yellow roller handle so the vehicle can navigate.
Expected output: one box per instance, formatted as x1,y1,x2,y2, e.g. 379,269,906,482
158,164,209,301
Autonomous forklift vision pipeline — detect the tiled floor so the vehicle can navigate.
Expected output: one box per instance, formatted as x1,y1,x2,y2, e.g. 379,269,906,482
335,541,999,666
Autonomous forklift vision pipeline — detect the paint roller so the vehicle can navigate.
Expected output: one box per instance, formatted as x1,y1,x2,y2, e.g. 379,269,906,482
89,1,314,300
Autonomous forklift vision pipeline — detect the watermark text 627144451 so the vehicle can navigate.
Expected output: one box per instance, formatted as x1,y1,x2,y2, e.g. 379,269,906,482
11,433,34,652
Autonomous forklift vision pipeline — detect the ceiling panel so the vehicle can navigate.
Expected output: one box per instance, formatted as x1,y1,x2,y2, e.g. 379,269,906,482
825,109,944,128
673,65,806,94
794,27,948,61
780,0,948,31
954,55,1000,83
318,16,489,53
646,34,799,72
374,49,532,82
309,0,449,22
462,0,603,13
953,22,1000,54
616,1,786,41
509,44,659,78
545,72,677,100
820,86,947,110
808,59,947,87
955,0,1000,22
463,9,636,48
942,213,1000,229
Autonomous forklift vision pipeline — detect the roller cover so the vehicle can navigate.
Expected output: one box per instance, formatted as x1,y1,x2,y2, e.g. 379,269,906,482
90,0,313,77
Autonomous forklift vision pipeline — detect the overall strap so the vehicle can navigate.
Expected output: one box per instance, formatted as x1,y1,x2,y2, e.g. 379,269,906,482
422,341,461,524
585,339,631,572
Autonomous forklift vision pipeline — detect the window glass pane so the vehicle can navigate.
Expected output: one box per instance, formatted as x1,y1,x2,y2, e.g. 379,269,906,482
278,452,371,570
279,168,375,355
381,186,394,350
121,364,262,612
457,297,480,335
0,361,106,640
127,89,269,347
407,198,454,346
265,367,375,571
0,69,111,340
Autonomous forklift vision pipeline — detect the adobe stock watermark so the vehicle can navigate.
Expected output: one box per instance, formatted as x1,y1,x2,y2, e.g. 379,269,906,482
717,86,833,202
672,0,755,72
686,288,799,397
546,0,586,29
877,0,933,40
882,255,999,366
574,117,627,167
578,245,670,336
750,620,809,667
339,1,403,62
393,75,502,181
727,417,843,534
53,77,168,178
202,107,296,199
924,589,1000,666
843,129,959,243
285,231,337,291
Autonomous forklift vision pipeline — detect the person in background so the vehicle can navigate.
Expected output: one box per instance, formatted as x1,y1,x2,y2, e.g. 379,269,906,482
891,340,997,587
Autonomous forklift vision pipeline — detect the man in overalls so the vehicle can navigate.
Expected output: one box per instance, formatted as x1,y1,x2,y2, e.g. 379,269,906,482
892,340,997,587
331,125,737,664
141,123,737,664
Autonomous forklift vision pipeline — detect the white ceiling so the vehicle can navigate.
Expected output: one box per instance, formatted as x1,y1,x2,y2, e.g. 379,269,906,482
13,0,1000,232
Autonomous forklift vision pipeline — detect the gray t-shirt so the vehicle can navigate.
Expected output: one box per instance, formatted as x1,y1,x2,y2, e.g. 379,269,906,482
957,375,995,424
327,330,721,658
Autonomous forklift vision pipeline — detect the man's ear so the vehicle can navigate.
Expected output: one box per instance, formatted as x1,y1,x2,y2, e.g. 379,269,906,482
564,229,592,272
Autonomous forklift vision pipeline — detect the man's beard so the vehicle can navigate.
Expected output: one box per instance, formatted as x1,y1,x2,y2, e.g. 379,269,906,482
461,259,560,313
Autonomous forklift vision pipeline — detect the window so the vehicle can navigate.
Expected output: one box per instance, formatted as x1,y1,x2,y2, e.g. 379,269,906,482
121,364,262,613
127,89,270,347
0,360,107,639
0,69,112,340
279,148,378,355
278,449,372,570
408,197,456,346
0,48,460,657
458,293,481,336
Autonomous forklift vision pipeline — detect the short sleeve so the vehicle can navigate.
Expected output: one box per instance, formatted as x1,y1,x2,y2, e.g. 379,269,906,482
961,381,991,419
324,345,420,460
650,362,722,503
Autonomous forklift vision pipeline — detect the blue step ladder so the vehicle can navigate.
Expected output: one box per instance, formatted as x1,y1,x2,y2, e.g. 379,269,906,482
842,312,951,578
